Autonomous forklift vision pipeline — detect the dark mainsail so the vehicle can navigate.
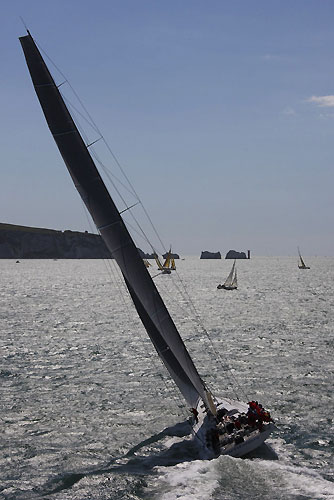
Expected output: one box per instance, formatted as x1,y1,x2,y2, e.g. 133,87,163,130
20,32,208,409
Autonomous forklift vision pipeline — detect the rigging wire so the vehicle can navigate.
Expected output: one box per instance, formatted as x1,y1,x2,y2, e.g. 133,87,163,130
169,269,248,402
63,94,168,261
79,234,204,440
77,191,191,425
37,42,169,256
78,196,201,435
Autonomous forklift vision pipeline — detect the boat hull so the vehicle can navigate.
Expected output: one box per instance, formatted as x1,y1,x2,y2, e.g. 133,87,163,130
192,397,274,459
217,285,237,290
219,423,274,457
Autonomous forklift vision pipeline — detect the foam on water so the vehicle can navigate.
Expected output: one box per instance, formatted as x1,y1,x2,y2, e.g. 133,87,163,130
150,453,334,500
151,460,219,500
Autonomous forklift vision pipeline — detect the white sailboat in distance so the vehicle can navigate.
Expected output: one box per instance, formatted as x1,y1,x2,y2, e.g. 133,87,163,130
217,260,238,290
20,30,275,458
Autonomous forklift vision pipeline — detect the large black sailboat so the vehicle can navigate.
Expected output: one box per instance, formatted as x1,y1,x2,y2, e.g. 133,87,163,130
20,31,274,458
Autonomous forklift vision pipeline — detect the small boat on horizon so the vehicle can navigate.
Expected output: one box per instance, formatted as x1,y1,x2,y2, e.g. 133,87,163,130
298,247,310,269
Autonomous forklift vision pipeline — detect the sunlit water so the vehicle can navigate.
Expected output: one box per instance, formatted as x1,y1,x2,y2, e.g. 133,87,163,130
1,256,333,499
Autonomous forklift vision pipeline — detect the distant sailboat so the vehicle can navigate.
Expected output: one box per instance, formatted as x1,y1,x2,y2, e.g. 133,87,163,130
20,30,274,459
153,251,171,274
298,247,310,269
217,260,238,290
163,248,177,272
153,248,175,274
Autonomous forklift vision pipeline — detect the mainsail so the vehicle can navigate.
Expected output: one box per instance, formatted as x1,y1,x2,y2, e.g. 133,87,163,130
299,254,306,267
298,247,310,269
163,249,176,271
153,252,164,271
224,260,236,288
231,268,237,288
20,31,209,409
162,249,172,269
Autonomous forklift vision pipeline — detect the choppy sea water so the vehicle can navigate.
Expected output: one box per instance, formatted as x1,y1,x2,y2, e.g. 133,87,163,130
1,256,333,500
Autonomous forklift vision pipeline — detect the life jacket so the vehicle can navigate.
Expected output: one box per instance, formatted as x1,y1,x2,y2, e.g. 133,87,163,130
191,408,198,417
263,411,270,422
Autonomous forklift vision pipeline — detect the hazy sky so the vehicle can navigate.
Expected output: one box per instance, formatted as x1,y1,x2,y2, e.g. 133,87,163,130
1,0,334,256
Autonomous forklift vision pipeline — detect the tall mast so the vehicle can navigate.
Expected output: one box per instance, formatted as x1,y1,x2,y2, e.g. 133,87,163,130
20,32,210,409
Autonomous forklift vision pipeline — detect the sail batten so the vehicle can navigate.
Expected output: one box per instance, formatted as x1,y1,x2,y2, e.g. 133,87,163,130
52,130,77,137
20,32,208,409
97,221,122,231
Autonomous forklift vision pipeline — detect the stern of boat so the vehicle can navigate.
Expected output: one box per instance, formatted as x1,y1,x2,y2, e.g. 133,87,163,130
191,397,275,459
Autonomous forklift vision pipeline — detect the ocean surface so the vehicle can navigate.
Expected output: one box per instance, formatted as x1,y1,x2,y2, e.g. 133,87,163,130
1,256,333,500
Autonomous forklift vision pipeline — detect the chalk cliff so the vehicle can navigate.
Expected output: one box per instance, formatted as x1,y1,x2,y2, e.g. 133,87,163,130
0,223,112,259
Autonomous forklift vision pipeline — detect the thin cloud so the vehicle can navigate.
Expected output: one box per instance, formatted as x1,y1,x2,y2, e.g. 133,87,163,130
262,53,283,62
282,107,296,116
319,112,334,119
262,53,293,63
307,95,334,107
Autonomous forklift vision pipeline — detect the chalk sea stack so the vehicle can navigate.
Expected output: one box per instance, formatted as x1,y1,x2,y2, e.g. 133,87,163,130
225,250,247,259
200,251,221,259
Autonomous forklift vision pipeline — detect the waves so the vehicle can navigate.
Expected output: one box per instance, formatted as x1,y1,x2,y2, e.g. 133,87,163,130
1,257,334,499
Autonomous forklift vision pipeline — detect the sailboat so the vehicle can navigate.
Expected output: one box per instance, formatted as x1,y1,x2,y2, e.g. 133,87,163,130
298,247,310,269
153,251,171,274
162,248,172,271
162,248,176,272
153,248,175,274
217,260,238,290
20,31,274,458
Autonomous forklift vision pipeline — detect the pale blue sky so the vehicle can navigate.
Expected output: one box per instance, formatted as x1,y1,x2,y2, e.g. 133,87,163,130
1,0,334,255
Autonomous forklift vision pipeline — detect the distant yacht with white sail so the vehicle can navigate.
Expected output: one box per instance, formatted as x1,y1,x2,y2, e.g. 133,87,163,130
217,260,238,290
